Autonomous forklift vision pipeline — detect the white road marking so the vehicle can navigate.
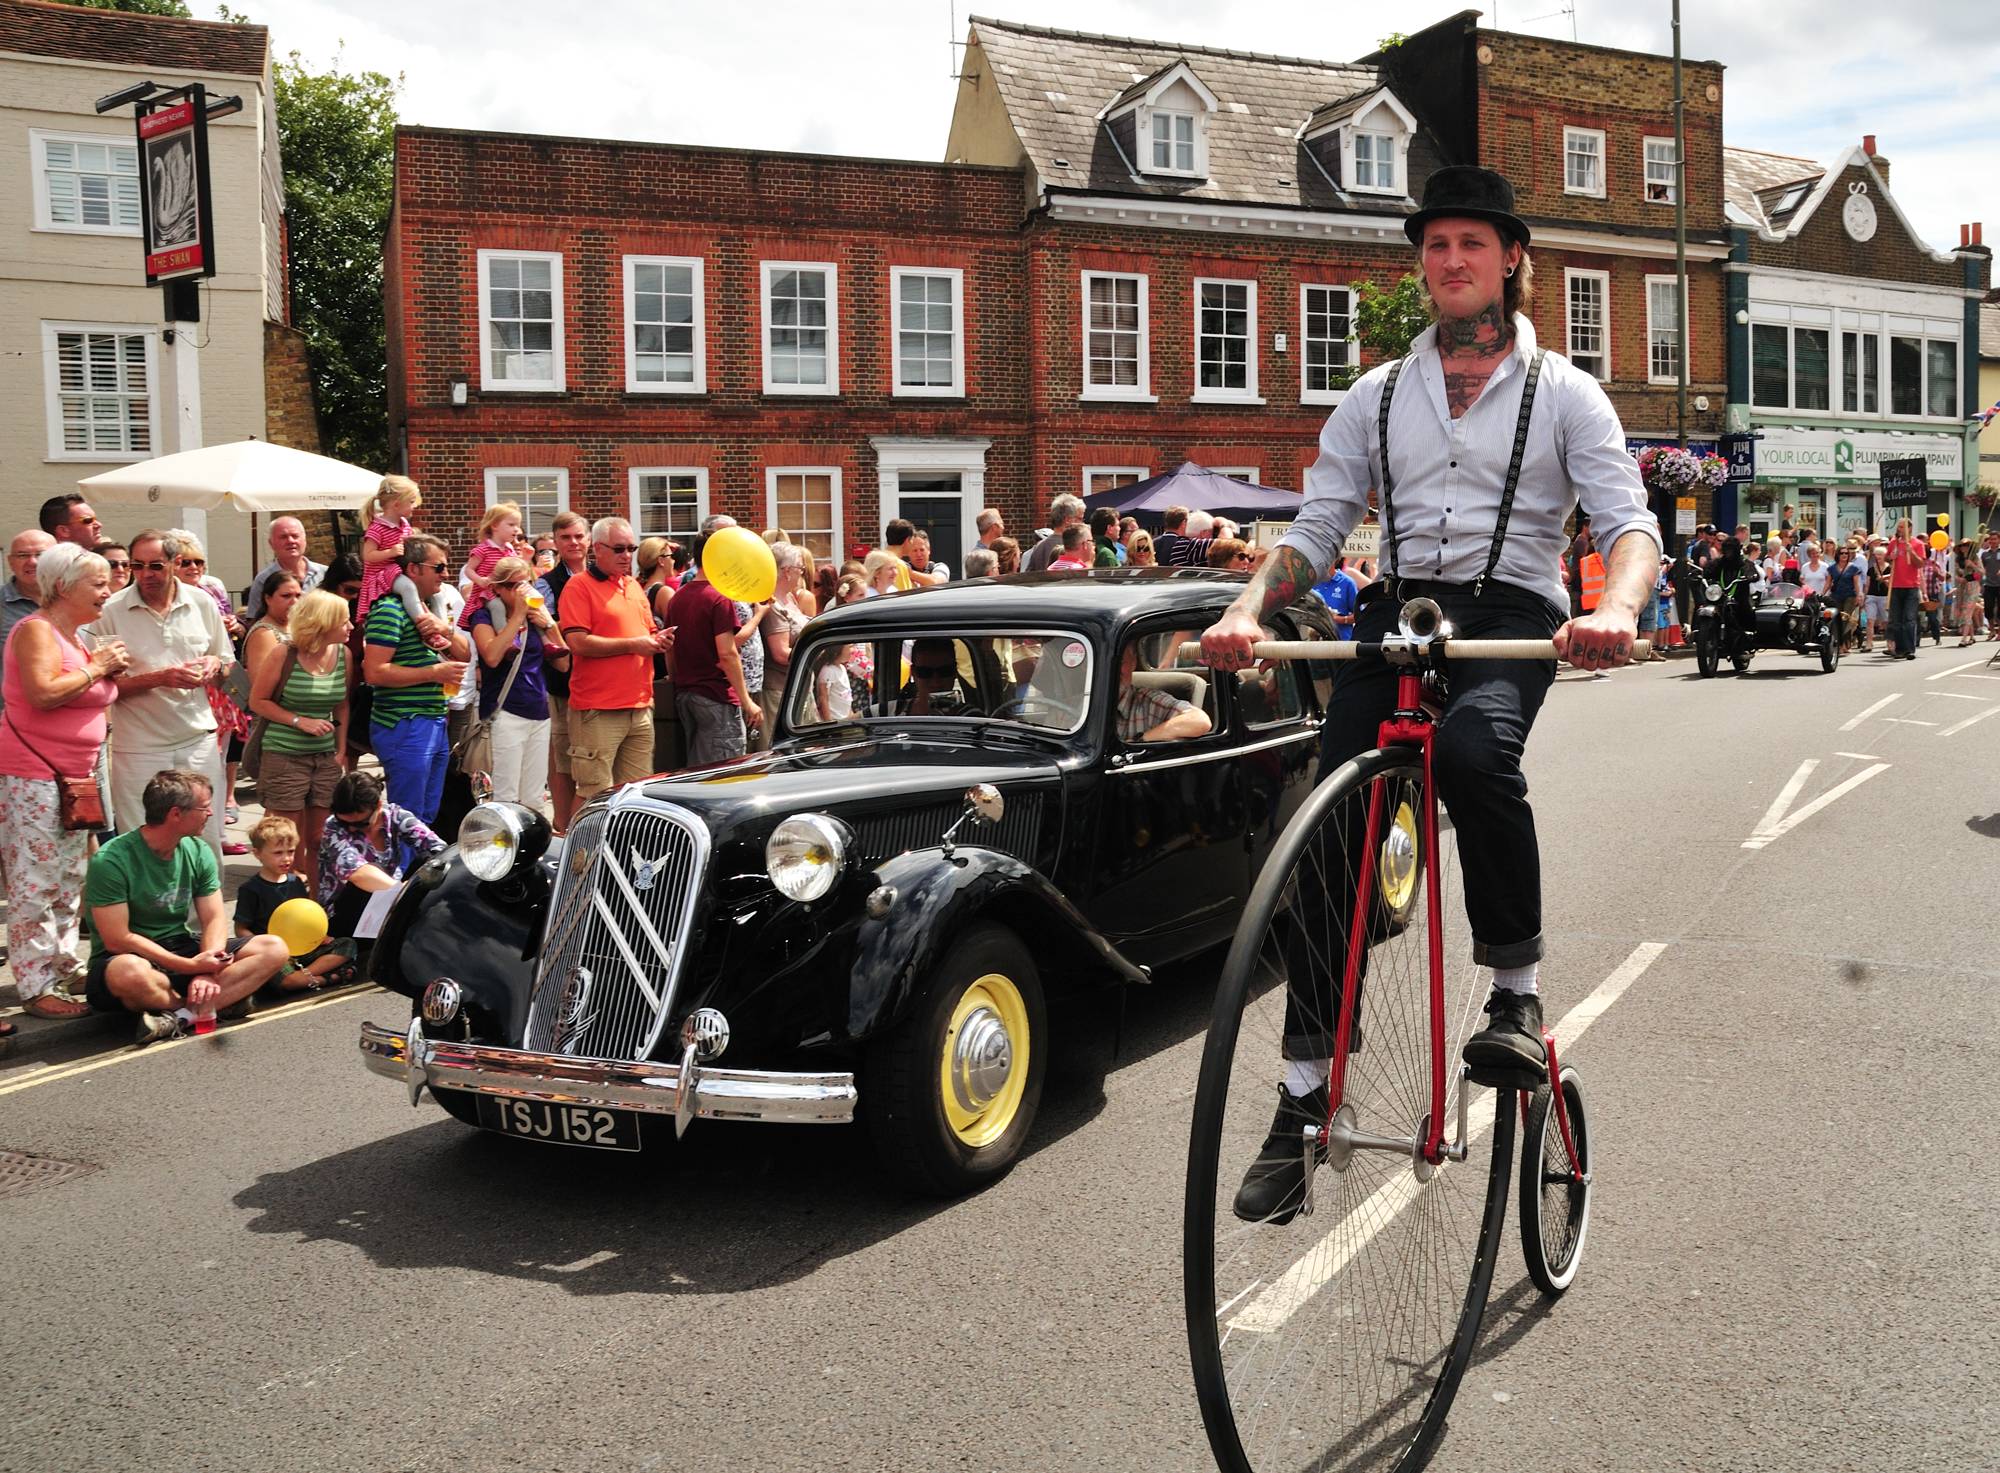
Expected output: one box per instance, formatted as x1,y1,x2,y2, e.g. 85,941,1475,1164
1926,658,1992,681
1883,718,1938,726
1229,942,1668,1335
1938,706,2000,738
1838,694,1899,731
1751,759,1817,838
1933,691,1993,700
1741,763,1891,850
1834,752,1881,760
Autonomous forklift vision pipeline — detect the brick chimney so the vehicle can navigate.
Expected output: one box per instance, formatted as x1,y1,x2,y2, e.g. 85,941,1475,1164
1862,134,1888,188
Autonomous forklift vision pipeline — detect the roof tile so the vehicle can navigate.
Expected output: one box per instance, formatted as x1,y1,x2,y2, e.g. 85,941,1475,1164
0,0,267,77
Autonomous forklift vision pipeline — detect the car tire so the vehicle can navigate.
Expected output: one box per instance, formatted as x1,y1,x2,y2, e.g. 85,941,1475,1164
863,922,1047,1197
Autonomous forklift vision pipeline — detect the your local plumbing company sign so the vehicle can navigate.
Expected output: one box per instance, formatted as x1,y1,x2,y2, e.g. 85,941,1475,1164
1752,426,1961,485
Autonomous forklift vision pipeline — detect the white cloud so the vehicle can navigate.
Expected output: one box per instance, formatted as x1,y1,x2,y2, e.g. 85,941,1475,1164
243,0,1996,253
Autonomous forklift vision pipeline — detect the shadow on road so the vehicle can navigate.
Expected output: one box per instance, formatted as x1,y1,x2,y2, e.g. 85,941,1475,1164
232,952,1223,1298
1966,813,2000,840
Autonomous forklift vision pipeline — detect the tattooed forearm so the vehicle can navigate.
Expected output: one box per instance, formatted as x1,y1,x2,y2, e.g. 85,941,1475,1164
1434,302,1512,357
1228,545,1318,624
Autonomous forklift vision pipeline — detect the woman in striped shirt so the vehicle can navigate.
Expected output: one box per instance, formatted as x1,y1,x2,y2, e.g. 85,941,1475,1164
247,588,353,892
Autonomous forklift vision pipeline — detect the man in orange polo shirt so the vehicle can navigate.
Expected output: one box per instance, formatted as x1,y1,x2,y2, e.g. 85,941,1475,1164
558,517,674,801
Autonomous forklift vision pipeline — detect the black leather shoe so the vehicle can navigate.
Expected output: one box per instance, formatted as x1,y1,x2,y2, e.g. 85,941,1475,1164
1232,1085,1328,1225
1461,990,1547,1088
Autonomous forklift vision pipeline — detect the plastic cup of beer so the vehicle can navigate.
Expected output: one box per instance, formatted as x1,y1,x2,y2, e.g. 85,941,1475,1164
525,590,545,611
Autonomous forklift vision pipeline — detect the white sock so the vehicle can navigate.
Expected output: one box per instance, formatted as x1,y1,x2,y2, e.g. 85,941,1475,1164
1492,964,1539,996
1283,1057,1331,1097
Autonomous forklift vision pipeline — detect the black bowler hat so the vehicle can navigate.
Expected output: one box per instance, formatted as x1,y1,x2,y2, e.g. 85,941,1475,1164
1403,165,1531,248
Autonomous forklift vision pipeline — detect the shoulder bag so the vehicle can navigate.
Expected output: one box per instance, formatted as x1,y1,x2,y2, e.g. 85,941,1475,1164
4,711,105,831
452,632,525,781
240,640,302,784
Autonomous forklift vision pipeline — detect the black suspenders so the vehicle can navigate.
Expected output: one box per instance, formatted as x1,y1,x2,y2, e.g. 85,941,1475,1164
1375,346,1546,597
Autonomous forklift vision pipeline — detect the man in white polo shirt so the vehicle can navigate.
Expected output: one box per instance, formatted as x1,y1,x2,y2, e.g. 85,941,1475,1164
92,528,235,854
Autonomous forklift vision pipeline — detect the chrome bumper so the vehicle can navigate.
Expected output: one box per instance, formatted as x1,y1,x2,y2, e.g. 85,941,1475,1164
358,1019,857,1130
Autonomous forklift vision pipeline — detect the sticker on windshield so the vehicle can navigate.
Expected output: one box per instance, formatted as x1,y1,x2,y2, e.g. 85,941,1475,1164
1060,642,1085,668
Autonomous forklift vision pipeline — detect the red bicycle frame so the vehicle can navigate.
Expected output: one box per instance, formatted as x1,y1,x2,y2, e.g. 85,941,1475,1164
1321,664,1584,1178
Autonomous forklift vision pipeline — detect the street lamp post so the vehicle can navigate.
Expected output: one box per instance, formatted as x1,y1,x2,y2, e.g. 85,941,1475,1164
1673,0,1689,453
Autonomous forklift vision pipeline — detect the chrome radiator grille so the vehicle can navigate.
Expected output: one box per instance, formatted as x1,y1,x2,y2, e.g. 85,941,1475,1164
526,799,708,1061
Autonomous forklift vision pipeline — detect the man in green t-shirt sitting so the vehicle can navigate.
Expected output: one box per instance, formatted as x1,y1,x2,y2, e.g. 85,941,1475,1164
84,769,289,1045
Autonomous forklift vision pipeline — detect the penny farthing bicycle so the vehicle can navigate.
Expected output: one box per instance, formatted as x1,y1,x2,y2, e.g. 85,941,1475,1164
1183,599,1620,1473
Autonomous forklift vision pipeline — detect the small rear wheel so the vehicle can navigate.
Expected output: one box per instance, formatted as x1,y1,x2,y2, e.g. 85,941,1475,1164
863,923,1046,1196
1519,1064,1592,1297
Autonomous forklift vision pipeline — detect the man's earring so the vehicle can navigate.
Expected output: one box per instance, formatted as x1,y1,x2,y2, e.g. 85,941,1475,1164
1504,266,1516,278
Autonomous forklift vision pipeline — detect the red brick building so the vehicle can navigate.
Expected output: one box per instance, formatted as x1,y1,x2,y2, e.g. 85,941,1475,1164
386,12,1734,568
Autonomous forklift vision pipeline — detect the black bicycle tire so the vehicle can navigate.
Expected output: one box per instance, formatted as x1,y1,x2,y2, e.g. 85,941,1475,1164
1184,745,1517,1473
1519,1065,1591,1297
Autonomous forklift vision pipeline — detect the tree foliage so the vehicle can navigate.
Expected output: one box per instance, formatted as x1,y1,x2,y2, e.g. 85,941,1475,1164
1331,272,1431,388
51,0,194,15
275,52,400,469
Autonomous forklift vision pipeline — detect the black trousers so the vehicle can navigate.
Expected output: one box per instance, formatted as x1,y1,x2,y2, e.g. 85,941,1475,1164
1280,580,1560,1059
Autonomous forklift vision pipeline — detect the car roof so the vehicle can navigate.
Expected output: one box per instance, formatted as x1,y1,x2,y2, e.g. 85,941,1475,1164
805,568,1251,640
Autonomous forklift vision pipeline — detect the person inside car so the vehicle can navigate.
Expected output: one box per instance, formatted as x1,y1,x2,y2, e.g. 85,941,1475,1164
1117,639,1212,743
898,638,975,716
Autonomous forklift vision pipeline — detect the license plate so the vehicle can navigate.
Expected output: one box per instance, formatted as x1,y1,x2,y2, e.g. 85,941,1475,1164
474,1095,643,1151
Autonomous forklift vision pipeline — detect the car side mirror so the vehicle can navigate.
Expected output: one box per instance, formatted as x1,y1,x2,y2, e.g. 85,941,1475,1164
965,783,1004,825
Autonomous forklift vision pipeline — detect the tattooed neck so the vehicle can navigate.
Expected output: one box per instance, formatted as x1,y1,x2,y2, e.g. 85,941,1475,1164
1435,302,1513,359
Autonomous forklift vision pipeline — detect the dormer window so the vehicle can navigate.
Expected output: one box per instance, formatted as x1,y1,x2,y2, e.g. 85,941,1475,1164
1151,111,1196,174
1100,59,1218,182
1300,87,1416,199
1354,132,1396,191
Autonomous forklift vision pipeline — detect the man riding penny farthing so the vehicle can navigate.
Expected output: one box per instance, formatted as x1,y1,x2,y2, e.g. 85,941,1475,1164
1185,166,1661,1473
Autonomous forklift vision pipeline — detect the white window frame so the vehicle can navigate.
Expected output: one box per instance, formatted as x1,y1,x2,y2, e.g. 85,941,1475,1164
1840,318,1881,416
1642,137,1677,205
1563,268,1611,381
1299,283,1358,405
31,129,142,236
1210,467,1262,484
1352,131,1397,193
1079,270,1154,403
765,466,843,563
483,468,571,537
41,321,158,462
628,467,711,542
1147,109,1199,176
477,249,565,393
1644,274,1684,386
1191,276,1262,405
889,266,965,398
760,261,840,396
1564,127,1606,198
1081,466,1149,498
621,254,705,395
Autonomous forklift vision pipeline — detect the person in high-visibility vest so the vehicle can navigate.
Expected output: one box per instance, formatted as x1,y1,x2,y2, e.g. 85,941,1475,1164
1578,550,1606,610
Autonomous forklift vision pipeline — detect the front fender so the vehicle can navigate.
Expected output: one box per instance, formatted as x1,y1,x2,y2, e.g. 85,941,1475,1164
370,847,547,1045
846,846,1147,1042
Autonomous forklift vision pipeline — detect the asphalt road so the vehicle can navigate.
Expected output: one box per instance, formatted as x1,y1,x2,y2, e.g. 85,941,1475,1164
5,641,1996,1473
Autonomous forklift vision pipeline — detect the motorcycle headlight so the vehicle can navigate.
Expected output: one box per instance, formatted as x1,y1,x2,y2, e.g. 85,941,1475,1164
765,814,850,902
458,802,544,883
1702,582,1723,602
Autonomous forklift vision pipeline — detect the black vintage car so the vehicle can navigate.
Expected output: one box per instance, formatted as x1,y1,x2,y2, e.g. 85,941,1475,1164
358,571,1333,1193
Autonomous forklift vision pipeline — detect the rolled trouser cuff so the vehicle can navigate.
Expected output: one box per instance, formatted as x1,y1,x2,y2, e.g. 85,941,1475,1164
1473,932,1545,970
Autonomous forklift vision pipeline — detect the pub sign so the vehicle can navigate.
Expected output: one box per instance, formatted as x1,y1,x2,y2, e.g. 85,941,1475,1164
135,85,216,285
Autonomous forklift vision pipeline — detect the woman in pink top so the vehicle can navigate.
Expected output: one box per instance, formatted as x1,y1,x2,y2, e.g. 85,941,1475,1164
0,544,129,1021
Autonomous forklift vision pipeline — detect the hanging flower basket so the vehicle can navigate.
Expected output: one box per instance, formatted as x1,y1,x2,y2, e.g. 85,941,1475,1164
1971,484,1999,516
1635,446,1729,498
1742,487,1775,510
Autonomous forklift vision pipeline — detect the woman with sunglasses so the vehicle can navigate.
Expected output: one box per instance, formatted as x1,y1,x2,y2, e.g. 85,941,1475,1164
315,769,445,951
1206,537,1256,571
469,556,567,805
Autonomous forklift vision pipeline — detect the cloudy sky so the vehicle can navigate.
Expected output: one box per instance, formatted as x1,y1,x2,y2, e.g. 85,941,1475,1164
238,0,1995,254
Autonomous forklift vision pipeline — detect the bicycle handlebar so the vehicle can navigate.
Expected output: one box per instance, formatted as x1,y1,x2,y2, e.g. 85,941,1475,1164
1176,638,1653,663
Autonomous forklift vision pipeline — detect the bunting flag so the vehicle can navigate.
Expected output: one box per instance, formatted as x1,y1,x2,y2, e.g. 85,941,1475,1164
1978,397,2000,431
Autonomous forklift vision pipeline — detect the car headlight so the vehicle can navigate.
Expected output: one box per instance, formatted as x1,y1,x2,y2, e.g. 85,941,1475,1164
765,814,849,902
458,802,543,883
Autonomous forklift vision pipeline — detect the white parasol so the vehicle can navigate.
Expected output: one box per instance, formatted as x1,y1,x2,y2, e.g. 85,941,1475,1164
77,439,379,513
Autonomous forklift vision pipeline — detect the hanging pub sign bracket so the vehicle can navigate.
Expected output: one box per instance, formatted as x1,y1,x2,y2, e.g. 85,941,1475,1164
94,80,240,299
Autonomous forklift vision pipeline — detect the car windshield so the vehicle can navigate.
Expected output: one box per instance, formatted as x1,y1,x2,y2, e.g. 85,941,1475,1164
788,632,1094,735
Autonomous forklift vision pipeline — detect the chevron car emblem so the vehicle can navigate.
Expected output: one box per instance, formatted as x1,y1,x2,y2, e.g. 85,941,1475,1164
552,965,596,1054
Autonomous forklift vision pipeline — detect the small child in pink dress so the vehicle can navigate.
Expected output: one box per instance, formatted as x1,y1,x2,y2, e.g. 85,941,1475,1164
457,502,525,628
356,475,448,647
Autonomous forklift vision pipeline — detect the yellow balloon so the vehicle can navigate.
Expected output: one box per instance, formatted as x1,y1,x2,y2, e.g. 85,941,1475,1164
1935,513,1950,527
271,897,330,957
1929,530,1950,551
702,526,777,603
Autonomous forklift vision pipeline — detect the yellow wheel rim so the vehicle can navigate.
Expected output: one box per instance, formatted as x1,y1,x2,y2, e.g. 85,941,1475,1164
1379,797,1422,923
939,972,1030,1149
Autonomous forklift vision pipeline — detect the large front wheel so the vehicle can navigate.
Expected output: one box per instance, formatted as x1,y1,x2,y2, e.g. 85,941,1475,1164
1185,747,1515,1473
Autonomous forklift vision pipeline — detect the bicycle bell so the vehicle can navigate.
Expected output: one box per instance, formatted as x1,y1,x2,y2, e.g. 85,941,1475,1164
1397,597,1450,643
